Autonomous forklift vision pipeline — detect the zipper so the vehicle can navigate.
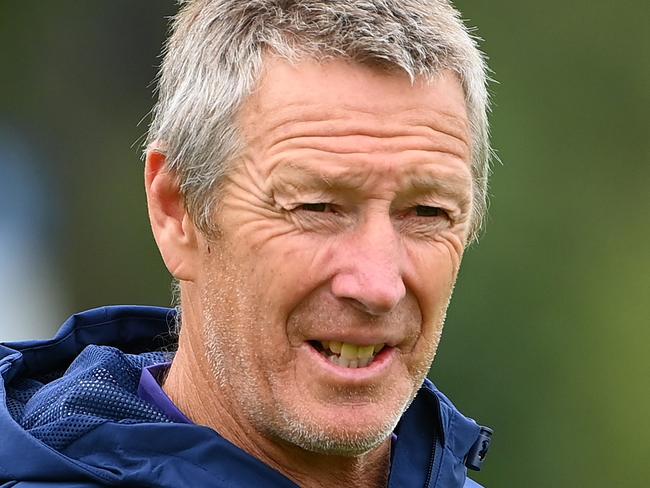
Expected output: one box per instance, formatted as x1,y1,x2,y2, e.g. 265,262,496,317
425,429,443,488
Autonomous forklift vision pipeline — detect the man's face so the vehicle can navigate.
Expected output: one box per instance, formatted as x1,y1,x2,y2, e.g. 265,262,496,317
194,58,473,454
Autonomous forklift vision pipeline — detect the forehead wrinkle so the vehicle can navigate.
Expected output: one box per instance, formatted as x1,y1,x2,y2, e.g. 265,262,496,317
267,135,468,162
249,103,470,157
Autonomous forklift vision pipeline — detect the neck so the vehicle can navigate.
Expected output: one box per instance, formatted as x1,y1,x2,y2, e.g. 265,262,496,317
162,289,391,488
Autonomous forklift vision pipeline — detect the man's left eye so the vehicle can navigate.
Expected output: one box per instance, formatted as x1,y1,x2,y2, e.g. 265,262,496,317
415,205,444,217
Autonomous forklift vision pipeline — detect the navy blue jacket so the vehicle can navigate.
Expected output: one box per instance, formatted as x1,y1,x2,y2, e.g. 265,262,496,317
0,306,490,487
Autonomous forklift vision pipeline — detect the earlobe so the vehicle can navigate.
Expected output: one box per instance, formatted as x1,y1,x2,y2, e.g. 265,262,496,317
145,149,199,281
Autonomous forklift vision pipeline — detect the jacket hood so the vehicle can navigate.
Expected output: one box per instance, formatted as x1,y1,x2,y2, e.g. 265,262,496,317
0,306,489,487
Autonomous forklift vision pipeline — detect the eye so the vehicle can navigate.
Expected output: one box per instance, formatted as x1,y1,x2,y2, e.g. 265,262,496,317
415,205,445,217
297,203,333,213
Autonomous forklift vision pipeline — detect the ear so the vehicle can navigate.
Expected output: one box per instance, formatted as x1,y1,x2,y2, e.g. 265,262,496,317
144,148,200,281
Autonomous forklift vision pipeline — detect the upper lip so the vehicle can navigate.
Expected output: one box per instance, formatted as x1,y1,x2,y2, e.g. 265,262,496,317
307,335,399,348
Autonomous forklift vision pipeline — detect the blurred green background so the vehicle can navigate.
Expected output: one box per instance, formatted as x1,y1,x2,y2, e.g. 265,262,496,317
0,1,648,486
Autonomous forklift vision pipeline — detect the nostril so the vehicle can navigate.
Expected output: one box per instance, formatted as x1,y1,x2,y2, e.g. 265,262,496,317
340,297,372,314
337,287,406,316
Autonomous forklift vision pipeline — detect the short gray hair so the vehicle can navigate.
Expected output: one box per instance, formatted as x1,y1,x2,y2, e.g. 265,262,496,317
146,0,492,240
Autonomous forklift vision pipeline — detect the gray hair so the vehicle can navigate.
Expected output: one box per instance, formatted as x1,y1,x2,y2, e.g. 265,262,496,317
146,0,492,240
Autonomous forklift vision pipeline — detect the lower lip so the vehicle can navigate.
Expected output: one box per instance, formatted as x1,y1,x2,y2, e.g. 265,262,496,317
302,343,396,382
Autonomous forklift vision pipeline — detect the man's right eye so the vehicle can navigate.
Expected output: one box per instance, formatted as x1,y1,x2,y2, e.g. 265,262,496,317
297,203,330,212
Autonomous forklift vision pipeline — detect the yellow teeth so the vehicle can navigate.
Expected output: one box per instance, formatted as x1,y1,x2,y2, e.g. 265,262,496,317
357,345,375,359
319,341,386,359
328,341,342,354
316,341,388,369
340,343,358,360
358,356,371,368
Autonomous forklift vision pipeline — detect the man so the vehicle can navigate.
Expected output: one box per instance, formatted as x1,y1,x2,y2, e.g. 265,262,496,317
0,1,493,486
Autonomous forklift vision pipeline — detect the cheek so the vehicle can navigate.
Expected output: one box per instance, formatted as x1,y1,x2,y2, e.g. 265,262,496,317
244,233,336,313
206,232,337,359
435,230,465,272
405,239,462,323
399,241,462,373
199,252,296,382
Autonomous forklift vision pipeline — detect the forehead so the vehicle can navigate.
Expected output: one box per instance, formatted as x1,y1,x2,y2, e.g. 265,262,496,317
237,57,471,185
244,57,468,131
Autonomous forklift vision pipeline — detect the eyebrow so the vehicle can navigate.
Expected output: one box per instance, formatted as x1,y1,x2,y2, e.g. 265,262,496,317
404,172,473,204
272,161,368,193
272,160,473,205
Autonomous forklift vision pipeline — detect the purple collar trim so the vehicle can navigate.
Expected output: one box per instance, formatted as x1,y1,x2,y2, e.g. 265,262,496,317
137,362,193,424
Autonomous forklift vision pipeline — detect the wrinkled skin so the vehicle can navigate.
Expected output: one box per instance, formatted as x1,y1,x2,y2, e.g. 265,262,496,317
148,57,473,487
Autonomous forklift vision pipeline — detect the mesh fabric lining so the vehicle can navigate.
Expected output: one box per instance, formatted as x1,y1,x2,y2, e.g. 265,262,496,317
5,345,174,450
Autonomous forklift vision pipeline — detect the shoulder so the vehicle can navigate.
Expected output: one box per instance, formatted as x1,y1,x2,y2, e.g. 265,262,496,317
1,483,104,487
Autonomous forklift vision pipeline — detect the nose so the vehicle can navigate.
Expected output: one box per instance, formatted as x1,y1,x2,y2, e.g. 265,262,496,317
330,216,406,316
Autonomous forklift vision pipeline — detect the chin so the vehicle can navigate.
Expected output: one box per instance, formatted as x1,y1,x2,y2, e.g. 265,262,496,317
278,421,393,456
266,399,407,456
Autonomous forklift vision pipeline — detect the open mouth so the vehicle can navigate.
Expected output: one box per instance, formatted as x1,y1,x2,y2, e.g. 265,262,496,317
309,340,386,369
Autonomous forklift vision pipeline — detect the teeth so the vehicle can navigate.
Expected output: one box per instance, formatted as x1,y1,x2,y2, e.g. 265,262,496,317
358,356,371,368
340,343,358,360
357,345,375,359
316,341,388,369
329,341,342,354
